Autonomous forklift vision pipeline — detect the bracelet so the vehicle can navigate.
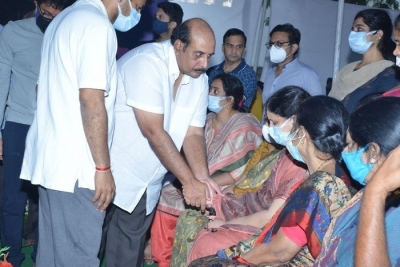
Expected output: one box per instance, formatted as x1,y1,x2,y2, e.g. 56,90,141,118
95,166,111,172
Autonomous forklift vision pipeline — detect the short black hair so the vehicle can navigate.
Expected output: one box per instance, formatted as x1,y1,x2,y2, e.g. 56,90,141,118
158,2,184,26
38,0,75,10
223,28,247,47
296,96,349,162
170,18,213,52
270,23,301,55
171,19,191,51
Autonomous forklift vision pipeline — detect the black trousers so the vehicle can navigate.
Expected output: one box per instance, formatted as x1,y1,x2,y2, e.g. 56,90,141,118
100,191,156,267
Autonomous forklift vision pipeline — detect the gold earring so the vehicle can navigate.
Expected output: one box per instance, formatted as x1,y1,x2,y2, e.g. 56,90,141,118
370,158,376,164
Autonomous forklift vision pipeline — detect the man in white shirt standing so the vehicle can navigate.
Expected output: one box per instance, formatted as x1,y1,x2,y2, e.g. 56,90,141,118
20,0,146,266
103,18,216,267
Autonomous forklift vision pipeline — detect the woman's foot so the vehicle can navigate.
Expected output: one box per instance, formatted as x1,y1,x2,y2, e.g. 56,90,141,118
144,239,154,265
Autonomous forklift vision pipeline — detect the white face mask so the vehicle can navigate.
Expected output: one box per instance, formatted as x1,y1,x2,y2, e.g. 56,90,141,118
396,56,400,67
113,1,141,32
262,117,291,145
269,45,289,64
348,30,376,54
208,95,227,113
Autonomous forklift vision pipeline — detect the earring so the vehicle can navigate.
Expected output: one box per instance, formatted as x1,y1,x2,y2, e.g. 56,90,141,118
370,158,376,164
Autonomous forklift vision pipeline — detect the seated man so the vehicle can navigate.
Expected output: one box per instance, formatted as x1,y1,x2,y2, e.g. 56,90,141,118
152,1,183,42
262,23,324,104
207,28,257,111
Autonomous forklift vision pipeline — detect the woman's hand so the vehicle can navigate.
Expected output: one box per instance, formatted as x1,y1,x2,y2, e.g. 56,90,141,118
207,219,226,229
222,184,235,194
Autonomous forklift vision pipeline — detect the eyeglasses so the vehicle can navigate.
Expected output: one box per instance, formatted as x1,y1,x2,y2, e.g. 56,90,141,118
37,5,55,20
266,41,291,49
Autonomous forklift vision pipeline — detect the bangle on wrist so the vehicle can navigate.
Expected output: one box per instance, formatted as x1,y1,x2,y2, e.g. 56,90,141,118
95,166,111,172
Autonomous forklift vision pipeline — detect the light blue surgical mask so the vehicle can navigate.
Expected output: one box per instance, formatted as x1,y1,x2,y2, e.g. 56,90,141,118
113,2,141,32
286,128,305,163
341,145,375,185
208,95,227,113
262,117,291,146
348,30,376,54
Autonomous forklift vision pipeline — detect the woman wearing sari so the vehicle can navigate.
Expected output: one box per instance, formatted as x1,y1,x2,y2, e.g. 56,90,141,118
170,86,311,266
149,74,263,267
314,96,400,267
189,96,352,267
329,9,400,113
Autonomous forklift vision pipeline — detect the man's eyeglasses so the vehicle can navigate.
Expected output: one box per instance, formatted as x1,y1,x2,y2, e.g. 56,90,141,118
266,41,291,49
37,5,55,20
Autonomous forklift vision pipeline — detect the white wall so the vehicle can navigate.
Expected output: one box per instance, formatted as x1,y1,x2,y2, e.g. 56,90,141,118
261,0,400,87
170,0,263,68
170,0,399,87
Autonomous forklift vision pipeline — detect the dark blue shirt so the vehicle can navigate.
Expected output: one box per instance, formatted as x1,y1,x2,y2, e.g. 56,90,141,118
206,58,257,108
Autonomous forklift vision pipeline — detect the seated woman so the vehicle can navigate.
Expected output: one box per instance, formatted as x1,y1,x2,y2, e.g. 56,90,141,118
314,96,400,267
170,86,311,266
189,96,352,267
150,74,263,267
329,9,400,113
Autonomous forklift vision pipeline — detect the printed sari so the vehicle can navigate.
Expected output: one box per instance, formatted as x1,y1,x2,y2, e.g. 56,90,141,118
152,112,263,267
170,150,307,266
157,112,263,216
314,190,400,267
189,171,351,267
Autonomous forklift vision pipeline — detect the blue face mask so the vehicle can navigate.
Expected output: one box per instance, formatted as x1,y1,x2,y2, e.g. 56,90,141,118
348,30,376,54
208,95,227,113
262,118,291,146
113,2,141,32
341,145,375,185
152,18,169,35
286,128,305,163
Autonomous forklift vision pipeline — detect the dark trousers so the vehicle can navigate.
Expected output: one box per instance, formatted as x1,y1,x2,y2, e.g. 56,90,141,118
102,191,155,267
0,121,38,267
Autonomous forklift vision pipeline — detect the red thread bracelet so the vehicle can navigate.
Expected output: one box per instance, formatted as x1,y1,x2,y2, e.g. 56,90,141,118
95,166,111,172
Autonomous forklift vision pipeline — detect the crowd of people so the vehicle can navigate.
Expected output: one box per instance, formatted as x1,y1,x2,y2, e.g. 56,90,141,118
1,1,400,267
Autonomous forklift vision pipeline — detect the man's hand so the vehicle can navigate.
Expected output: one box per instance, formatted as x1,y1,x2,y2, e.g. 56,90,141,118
91,171,115,212
0,138,3,160
182,178,209,211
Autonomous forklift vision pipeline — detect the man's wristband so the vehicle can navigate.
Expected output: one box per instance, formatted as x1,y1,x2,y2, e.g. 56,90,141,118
95,166,111,172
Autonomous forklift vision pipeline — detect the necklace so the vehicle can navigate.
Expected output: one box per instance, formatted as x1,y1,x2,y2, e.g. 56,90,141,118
305,159,330,178
316,159,329,173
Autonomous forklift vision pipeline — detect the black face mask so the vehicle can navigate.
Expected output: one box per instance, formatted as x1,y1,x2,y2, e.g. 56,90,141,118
36,13,52,33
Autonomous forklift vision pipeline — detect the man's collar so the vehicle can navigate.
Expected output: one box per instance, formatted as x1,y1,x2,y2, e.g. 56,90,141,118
168,44,190,85
272,57,298,70
218,58,246,74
